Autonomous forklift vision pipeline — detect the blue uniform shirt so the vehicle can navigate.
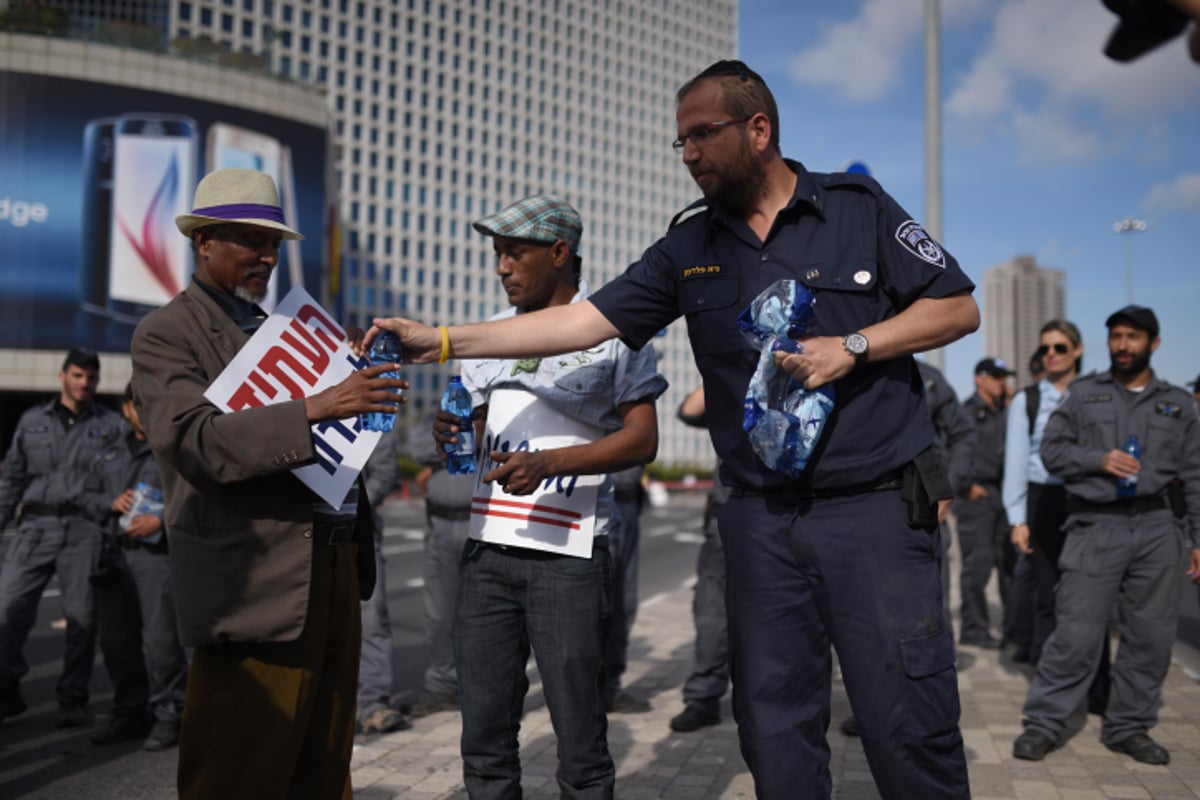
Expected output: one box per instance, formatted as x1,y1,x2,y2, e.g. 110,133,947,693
590,160,975,491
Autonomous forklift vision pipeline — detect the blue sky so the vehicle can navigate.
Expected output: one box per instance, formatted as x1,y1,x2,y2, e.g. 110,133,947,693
738,0,1200,400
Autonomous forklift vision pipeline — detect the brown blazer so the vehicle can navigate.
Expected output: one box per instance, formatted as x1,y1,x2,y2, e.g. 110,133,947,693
131,281,375,647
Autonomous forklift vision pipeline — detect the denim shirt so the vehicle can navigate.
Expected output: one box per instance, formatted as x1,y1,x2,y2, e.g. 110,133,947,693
1002,380,1066,525
460,286,668,537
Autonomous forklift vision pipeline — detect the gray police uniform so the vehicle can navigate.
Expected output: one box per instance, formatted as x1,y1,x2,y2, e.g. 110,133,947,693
0,398,124,711
410,415,473,701
951,392,1012,643
603,464,644,705
1023,370,1200,747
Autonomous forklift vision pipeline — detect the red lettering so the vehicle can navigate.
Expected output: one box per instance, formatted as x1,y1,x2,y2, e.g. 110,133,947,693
281,318,332,375
296,304,344,355
226,381,267,411
258,346,316,399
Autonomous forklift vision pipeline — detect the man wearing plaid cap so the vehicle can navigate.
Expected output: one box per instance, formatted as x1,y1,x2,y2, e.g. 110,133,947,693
434,194,666,798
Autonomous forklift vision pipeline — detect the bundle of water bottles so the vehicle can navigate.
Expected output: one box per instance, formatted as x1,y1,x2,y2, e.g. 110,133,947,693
737,279,834,478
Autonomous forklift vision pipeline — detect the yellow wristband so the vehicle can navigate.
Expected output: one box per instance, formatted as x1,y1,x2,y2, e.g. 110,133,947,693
438,325,450,364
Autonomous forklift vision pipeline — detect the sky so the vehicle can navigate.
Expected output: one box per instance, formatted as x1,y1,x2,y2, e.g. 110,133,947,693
738,0,1200,401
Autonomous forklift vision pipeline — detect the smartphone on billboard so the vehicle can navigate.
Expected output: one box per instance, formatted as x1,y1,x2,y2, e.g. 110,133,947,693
107,114,198,324
77,117,117,343
207,123,302,310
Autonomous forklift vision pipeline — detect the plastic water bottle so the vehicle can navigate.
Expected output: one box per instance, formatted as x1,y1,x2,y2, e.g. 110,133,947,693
441,375,476,475
1116,433,1141,498
120,481,165,544
362,331,402,433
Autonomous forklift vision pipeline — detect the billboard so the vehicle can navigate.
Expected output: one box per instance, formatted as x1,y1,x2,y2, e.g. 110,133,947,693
0,72,329,353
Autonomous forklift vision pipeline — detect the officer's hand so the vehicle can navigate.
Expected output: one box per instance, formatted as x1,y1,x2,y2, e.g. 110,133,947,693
125,515,161,539
774,336,856,390
482,450,557,495
304,363,408,423
968,483,989,501
937,499,950,524
111,489,135,515
415,466,433,493
362,317,443,363
1011,523,1033,554
1101,449,1140,480
1188,548,1200,583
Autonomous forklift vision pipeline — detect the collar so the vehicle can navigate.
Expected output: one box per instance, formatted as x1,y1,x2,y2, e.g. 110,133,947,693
193,278,267,328
707,158,825,232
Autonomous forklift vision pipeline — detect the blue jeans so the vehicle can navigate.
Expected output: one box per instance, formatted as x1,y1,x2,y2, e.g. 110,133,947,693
454,539,614,800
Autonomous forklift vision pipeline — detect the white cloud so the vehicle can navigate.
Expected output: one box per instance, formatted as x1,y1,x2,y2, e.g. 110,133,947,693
1144,173,1200,210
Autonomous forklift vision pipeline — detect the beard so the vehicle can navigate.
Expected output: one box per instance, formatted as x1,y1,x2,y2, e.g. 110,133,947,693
234,284,267,305
1109,348,1152,378
694,138,766,215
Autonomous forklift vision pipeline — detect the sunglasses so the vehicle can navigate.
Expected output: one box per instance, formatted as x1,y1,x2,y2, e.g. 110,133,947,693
1036,343,1071,356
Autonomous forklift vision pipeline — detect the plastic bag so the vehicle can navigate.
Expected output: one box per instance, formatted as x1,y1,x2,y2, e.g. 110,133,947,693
737,279,834,478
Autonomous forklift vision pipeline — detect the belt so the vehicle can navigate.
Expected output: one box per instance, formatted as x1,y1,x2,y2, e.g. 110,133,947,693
426,501,471,521
1065,495,1168,516
21,502,83,518
613,488,640,504
116,535,168,553
313,519,356,545
728,470,904,503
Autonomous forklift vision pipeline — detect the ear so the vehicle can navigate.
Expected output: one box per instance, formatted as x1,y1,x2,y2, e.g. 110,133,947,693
550,240,571,269
1150,336,1161,354
747,112,772,155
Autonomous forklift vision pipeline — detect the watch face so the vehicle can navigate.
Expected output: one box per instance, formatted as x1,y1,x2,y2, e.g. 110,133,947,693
845,333,868,355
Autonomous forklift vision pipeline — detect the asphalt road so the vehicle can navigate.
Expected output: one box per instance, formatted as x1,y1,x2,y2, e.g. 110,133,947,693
0,492,708,800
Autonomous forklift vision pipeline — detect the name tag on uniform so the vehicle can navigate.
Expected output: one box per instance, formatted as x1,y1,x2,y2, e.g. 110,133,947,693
1155,401,1182,418
1082,394,1112,404
469,389,603,559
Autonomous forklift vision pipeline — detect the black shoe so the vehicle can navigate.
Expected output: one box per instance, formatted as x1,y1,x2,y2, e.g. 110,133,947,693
606,691,651,714
90,714,151,745
959,634,1003,650
1013,729,1054,761
1105,732,1169,765
56,704,87,729
0,686,27,721
1087,694,1108,716
1011,646,1031,663
669,705,720,732
407,691,458,719
143,720,180,752
358,707,410,735
839,716,861,737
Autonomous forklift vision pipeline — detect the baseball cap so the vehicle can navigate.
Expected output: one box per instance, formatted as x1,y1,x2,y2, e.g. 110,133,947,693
975,358,1015,378
1104,304,1160,338
1102,0,1189,62
62,346,99,371
472,194,582,252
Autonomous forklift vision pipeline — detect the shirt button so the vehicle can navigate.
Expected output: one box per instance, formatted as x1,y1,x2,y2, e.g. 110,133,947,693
760,253,769,262
696,297,705,305
303,529,313,539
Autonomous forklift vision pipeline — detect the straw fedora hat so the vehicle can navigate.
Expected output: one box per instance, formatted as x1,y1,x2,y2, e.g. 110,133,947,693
175,168,304,240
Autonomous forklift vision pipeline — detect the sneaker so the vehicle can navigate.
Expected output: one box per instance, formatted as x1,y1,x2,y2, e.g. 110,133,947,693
669,705,720,732
1012,728,1054,761
839,716,861,737
606,691,651,714
56,704,87,729
359,707,410,735
143,720,180,752
0,686,27,721
91,714,151,745
407,691,458,719
1105,732,1169,765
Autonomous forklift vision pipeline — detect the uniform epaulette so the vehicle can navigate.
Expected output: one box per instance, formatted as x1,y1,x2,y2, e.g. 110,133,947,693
819,171,883,196
669,199,709,229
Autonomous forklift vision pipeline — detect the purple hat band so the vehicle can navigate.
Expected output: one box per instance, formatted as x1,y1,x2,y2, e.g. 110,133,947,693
191,202,286,224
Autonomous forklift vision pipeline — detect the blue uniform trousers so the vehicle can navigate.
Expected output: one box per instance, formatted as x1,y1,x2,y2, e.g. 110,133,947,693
1022,510,1181,746
720,492,968,800
454,540,614,800
0,515,101,710
681,508,729,713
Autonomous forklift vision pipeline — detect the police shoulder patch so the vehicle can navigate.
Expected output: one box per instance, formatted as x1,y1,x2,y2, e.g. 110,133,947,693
895,220,946,269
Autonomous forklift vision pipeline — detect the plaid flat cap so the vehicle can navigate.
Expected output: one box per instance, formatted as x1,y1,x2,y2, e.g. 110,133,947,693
472,194,582,252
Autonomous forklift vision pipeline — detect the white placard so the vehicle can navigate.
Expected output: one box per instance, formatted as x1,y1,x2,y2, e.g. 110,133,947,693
469,389,604,558
203,286,381,507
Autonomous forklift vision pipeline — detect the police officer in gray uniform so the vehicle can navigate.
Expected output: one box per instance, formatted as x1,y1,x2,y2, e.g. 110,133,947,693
1014,305,1200,765
408,409,473,716
0,347,124,726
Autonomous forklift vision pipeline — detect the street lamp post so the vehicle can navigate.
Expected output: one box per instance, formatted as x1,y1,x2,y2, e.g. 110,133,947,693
1112,217,1146,304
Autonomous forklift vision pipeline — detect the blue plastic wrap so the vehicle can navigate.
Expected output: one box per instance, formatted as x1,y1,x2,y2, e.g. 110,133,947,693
737,280,835,478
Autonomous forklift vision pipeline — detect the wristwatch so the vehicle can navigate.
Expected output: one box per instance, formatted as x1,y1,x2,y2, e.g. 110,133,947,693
842,332,869,365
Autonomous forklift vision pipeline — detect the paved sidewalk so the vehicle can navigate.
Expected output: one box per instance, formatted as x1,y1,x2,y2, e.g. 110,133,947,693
350,568,1200,799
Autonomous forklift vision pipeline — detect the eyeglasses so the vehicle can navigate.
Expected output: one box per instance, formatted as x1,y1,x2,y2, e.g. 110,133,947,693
672,117,751,153
1037,343,1071,356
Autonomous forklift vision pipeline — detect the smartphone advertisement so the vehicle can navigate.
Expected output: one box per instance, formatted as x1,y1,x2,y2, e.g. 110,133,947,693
0,72,329,353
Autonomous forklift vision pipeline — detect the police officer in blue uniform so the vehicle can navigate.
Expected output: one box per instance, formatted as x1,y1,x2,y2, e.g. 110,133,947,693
1013,306,1200,765
367,60,980,800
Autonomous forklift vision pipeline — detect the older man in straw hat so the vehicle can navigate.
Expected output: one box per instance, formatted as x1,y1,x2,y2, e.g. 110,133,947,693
130,168,406,800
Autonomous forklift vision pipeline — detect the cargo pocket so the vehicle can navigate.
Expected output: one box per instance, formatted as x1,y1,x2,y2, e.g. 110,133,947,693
899,628,960,736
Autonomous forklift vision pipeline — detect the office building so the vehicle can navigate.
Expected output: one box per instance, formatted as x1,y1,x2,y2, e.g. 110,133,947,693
982,255,1066,387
